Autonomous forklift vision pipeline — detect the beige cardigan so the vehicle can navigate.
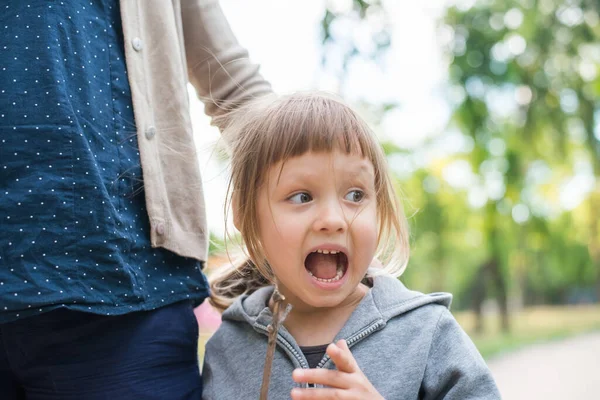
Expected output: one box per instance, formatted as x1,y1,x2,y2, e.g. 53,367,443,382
119,0,271,261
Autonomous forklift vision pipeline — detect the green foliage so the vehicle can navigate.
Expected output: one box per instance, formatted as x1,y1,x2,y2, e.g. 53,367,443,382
208,233,226,255
320,0,599,308
437,0,600,306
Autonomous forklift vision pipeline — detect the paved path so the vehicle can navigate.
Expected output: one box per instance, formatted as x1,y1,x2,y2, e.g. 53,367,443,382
487,332,600,399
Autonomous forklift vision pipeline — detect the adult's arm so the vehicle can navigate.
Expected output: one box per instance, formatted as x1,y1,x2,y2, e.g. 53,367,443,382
181,0,272,130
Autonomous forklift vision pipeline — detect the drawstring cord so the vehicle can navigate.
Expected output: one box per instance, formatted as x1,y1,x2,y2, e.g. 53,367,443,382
259,288,292,400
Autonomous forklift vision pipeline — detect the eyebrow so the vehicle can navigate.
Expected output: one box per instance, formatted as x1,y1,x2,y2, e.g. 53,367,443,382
345,162,374,179
276,161,375,187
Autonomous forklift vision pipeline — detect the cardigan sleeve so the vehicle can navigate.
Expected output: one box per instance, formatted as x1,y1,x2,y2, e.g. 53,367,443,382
181,0,272,131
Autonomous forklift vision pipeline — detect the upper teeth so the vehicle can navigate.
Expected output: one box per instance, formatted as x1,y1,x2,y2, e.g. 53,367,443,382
315,249,339,254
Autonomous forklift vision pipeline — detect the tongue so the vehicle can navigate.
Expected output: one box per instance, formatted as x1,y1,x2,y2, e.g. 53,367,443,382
305,253,338,279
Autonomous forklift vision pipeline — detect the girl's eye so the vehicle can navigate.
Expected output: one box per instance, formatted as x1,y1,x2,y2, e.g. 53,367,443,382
345,190,365,203
289,192,312,204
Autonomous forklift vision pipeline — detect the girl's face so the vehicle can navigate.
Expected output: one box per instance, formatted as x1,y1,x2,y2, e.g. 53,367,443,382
256,149,378,312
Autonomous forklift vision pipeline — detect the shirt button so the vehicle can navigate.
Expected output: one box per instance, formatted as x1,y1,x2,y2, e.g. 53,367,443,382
132,37,143,51
156,223,165,235
145,126,156,140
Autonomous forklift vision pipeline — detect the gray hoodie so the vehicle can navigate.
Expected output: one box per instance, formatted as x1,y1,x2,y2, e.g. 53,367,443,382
202,275,501,399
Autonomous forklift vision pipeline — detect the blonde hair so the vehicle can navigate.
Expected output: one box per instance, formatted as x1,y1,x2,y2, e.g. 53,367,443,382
209,91,409,312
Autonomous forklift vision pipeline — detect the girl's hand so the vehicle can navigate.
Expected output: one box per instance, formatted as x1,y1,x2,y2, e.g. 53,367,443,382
290,339,384,400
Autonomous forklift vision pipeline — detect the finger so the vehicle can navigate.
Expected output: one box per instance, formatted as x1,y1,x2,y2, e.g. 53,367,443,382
291,387,350,400
292,368,351,389
327,340,357,373
337,339,350,352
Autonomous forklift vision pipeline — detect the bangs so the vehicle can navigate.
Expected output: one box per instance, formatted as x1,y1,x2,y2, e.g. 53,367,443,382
250,93,377,171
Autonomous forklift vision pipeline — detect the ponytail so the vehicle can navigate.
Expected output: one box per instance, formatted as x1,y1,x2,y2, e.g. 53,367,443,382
208,258,270,313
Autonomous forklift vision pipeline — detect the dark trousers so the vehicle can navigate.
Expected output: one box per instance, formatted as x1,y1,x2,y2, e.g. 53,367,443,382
0,301,202,399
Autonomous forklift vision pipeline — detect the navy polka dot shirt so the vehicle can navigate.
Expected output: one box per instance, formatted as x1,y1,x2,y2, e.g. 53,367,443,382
0,0,208,323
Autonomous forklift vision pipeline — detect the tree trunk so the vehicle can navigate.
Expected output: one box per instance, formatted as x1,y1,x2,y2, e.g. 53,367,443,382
486,204,510,333
589,188,600,301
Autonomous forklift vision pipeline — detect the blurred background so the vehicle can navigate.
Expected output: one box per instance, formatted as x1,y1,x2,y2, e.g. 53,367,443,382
192,0,600,397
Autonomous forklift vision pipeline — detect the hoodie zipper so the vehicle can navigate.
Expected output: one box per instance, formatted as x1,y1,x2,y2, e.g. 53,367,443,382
255,319,384,390
316,319,385,369
255,318,385,370
255,323,309,369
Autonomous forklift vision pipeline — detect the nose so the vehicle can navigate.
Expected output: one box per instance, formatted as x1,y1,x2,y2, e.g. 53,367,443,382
312,199,348,233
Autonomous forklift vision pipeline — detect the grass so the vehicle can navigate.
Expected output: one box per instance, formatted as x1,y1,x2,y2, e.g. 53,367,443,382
454,304,600,360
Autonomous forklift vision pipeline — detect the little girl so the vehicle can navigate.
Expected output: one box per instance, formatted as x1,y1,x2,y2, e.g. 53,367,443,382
202,92,500,399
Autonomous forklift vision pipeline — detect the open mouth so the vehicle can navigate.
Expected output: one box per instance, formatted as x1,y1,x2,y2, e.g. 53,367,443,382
304,249,349,283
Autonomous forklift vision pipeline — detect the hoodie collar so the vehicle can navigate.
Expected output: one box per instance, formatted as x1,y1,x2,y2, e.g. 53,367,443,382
222,274,452,339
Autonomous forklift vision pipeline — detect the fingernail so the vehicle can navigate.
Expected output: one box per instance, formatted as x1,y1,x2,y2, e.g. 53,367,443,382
293,369,304,378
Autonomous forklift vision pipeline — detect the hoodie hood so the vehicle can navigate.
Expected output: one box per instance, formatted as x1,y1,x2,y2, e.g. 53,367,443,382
222,274,452,345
